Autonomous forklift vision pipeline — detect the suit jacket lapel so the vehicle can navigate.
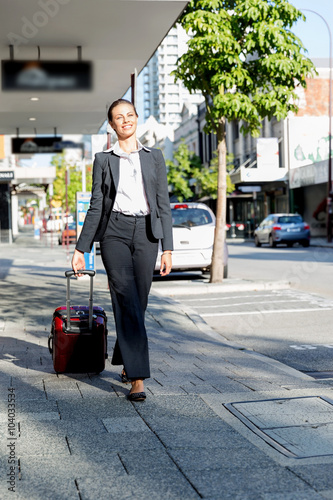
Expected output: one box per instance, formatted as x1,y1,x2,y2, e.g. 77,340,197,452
109,152,120,190
140,149,153,201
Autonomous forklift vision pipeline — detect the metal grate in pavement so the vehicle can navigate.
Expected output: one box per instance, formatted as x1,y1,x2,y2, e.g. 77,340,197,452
225,396,333,458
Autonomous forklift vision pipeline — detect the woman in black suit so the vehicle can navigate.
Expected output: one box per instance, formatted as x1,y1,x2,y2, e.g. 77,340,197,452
72,99,173,401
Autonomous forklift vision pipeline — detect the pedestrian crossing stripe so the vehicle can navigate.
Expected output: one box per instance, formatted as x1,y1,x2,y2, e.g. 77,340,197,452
290,344,333,350
201,307,332,317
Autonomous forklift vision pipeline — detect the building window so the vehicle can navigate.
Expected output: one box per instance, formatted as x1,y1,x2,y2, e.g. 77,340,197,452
262,118,266,137
199,132,203,162
233,121,239,140
278,140,283,168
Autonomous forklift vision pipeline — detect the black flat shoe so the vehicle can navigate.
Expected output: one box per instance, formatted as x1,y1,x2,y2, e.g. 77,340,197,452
127,392,146,402
120,371,130,384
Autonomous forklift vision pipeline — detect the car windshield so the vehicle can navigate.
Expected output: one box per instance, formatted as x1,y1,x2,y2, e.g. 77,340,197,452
277,216,303,224
171,208,213,227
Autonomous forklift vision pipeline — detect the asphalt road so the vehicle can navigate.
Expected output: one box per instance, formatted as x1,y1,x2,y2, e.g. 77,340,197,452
172,288,333,374
228,240,333,300
155,240,333,376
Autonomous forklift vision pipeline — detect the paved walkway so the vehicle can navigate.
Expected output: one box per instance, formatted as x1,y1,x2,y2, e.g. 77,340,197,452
310,237,333,248
1,229,333,499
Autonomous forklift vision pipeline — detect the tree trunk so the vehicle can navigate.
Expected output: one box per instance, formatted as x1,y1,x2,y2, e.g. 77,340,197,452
210,118,227,283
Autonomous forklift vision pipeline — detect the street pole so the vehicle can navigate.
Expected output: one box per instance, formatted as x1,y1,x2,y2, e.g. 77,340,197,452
49,183,53,249
302,9,332,242
131,68,137,108
65,166,69,262
7,186,12,244
81,158,86,193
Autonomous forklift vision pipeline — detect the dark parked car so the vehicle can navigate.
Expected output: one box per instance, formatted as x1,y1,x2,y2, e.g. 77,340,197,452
254,214,310,248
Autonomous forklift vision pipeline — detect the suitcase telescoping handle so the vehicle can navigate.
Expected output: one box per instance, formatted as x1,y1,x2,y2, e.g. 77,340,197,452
65,270,95,330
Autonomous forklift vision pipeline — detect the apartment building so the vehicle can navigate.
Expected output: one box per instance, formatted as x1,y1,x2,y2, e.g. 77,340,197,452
142,24,203,129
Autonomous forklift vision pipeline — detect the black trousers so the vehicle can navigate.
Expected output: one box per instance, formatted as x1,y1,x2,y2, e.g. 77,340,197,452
100,211,158,380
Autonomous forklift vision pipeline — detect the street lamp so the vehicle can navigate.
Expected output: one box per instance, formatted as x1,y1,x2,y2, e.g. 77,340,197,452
302,9,332,242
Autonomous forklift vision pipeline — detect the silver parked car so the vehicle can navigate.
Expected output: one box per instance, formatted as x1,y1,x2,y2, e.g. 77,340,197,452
155,202,228,277
254,213,311,248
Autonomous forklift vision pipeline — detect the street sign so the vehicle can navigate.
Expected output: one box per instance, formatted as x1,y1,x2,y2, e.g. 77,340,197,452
256,137,279,170
76,191,94,271
0,171,14,180
239,185,261,193
12,137,63,154
2,60,92,91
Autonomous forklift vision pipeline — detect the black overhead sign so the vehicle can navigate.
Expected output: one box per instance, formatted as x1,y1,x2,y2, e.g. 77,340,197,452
2,60,92,91
12,137,63,154
0,171,14,181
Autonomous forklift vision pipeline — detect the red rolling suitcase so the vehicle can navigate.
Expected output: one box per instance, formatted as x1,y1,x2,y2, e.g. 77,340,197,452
48,270,108,373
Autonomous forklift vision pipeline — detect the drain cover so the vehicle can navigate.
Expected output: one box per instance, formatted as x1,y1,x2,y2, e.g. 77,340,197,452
225,396,333,458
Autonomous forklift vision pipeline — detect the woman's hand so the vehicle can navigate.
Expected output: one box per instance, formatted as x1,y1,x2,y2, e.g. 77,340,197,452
160,252,172,277
71,249,85,276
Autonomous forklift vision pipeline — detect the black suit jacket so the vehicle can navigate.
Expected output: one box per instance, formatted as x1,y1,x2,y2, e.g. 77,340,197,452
76,147,173,254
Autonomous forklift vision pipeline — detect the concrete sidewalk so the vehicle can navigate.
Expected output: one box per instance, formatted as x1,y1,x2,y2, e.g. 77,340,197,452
1,230,333,499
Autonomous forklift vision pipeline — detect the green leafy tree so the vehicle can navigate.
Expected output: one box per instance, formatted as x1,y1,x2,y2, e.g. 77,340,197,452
167,141,235,201
51,154,92,215
166,141,200,201
173,0,316,282
201,151,235,199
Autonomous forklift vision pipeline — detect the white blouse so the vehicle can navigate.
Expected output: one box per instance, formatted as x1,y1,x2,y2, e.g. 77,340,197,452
109,140,150,216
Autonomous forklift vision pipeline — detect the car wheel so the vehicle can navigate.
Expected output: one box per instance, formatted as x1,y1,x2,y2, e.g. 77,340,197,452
254,235,261,247
269,235,276,248
301,240,310,247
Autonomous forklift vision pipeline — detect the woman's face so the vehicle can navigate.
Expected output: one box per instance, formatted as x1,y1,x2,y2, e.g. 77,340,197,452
110,102,138,140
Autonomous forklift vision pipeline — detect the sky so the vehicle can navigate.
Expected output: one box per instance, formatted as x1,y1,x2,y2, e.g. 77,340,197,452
290,0,333,59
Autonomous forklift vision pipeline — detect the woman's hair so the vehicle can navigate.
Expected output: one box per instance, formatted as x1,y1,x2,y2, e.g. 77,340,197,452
107,99,138,122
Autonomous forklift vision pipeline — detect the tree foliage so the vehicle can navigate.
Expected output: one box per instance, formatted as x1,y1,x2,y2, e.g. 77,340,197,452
174,0,315,136
167,141,235,201
166,141,207,201
172,0,316,282
166,141,198,201
51,154,92,214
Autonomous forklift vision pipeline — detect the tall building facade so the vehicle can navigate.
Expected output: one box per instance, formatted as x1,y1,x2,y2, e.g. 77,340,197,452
142,24,203,129
142,54,160,122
